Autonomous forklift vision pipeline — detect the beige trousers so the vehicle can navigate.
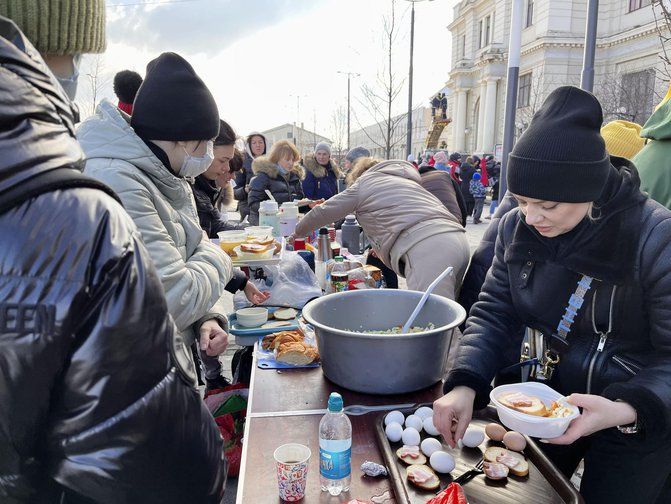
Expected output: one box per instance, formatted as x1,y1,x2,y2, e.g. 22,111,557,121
401,231,470,374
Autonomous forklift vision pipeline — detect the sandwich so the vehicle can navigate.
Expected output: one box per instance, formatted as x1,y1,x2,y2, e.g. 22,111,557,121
498,392,549,417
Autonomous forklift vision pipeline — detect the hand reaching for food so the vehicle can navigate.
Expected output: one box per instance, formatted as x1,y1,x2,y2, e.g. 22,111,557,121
308,199,325,209
432,386,476,448
244,282,270,305
543,394,636,444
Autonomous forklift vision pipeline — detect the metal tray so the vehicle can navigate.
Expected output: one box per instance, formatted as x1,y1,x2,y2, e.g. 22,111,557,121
375,405,583,504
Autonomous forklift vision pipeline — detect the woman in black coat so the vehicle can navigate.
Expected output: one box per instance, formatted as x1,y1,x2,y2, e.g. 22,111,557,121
0,18,225,502
434,87,671,504
234,131,267,220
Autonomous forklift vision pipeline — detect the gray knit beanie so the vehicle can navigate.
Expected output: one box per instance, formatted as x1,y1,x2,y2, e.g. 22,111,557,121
0,0,106,55
345,146,371,163
314,141,331,155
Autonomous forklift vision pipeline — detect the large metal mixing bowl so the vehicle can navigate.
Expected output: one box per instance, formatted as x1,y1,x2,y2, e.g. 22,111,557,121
302,289,466,394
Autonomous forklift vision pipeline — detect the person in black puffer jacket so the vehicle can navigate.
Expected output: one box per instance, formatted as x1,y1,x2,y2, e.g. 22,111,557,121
248,139,304,225
0,16,225,503
193,120,246,238
234,131,267,220
434,86,671,504
459,156,477,218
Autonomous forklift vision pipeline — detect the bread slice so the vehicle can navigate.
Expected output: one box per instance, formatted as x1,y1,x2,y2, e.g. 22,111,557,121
240,243,272,254
276,342,319,365
247,236,274,246
498,392,549,417
261,320,293,329
396,446,427,465
274,308,298,321
406,464,440,490
484,447,528,477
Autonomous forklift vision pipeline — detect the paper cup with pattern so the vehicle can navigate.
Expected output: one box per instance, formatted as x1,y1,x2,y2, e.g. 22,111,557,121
274,443,311,501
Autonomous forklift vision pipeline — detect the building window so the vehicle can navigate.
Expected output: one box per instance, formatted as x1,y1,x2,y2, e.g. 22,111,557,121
620,69,656,124
518,72,532,108
459,34,466,58
525,0,534,27
286,132,293,138
479,15,492,49
628,0,651,12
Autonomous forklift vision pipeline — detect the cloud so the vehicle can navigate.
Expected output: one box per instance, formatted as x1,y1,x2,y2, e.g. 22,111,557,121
107,0,324,58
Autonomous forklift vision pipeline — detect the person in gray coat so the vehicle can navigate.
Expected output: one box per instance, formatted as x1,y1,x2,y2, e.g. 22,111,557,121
79,52,234,390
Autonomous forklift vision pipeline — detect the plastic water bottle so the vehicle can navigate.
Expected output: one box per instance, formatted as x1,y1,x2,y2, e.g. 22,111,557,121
319,392,352,495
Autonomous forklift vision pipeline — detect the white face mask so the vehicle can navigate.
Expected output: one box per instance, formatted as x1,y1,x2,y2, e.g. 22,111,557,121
179,141,214,178
56,54,82,101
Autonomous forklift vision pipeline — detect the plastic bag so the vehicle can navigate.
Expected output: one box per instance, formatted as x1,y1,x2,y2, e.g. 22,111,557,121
234,251,322,310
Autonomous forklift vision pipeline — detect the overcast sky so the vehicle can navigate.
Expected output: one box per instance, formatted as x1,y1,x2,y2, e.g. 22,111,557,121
77,0,456,141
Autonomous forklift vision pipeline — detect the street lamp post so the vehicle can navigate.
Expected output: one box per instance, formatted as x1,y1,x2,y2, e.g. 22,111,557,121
580,0,599,92
337,71,360,152
405,0,432,159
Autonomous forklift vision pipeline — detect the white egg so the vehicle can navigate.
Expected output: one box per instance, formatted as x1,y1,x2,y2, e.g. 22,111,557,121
401,427,421,446
405,414,423,432
430,451,455,474
461,427,485,448
385,422,403,443
423,416,440,436
421,437,443,457
385,410,405,426
414,406,433,420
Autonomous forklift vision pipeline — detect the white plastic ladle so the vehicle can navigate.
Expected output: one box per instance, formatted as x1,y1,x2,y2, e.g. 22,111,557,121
401,266,454,334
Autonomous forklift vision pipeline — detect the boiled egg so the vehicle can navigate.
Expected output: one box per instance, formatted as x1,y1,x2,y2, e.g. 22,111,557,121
503,431,527,452
405,414,423,432
429,451,455,474
385,422,403,443
461,427,485,448
485,423,507,442
401,427,421,446
385,410,405,426
423,416,440,436
420,437,443,457
414,406,433,420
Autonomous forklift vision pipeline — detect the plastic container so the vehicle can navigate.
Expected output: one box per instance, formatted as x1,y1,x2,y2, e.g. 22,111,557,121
217,230,247,254
279,202,299,237
244,226,274,239
490,382,580,439
330,256,349,293
233,244,275,262
319,392,352,496
259,200,280,236
235,307,269,327
341,215,363,254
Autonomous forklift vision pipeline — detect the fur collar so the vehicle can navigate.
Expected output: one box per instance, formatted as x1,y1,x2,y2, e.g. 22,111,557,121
252,156,304,180
303,153,342,179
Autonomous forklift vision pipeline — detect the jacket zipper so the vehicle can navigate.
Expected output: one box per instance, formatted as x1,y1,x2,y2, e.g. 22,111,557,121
612,355,641,376
586,333,608,394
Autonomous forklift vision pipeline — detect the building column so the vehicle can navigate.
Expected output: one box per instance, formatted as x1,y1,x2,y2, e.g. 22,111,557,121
481,79,498,153
454,89,467,152
451,91,460,150
476,80,487,151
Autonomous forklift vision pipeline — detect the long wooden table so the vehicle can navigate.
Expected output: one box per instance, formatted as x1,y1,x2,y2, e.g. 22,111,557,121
236,349,441,503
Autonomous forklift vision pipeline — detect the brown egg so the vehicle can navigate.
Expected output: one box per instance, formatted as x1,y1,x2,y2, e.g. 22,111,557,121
503,431,527,452
485,423,507,442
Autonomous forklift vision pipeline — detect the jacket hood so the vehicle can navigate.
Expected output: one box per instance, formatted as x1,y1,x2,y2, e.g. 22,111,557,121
0,16,84,197
303,153,342,179
361,160,421,184
640,98,671,141
245,131,268,159
252,156,304,180
77,100,187,198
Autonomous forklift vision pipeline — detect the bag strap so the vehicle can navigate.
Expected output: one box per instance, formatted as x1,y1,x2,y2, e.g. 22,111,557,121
0,167,120,215
549,274,594,353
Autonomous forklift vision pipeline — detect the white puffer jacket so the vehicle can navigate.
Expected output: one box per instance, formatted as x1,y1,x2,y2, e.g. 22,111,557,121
77,100,233,344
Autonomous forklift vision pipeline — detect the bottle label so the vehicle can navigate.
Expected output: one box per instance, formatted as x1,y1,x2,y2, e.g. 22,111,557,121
319,447,351,480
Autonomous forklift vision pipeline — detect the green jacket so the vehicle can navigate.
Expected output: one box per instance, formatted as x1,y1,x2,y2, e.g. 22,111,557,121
633,99,671,210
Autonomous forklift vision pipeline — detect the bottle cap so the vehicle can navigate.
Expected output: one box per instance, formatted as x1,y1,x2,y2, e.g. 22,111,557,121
319,227,329,235
334,256,344,262
328,392,344,412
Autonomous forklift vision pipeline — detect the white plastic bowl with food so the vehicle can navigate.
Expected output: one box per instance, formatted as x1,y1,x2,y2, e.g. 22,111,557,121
490,382,580,439
235,307,269,327
233,244,275,261
244,226,274,239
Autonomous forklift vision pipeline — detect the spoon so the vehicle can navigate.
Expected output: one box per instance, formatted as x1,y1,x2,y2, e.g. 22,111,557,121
401,266,454,334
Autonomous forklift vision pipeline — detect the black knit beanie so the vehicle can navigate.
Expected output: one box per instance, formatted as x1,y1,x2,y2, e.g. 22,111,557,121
131,52,219,141
507,86,610,202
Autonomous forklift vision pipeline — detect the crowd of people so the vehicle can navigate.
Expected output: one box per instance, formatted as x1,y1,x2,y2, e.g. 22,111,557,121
1,2,671,503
